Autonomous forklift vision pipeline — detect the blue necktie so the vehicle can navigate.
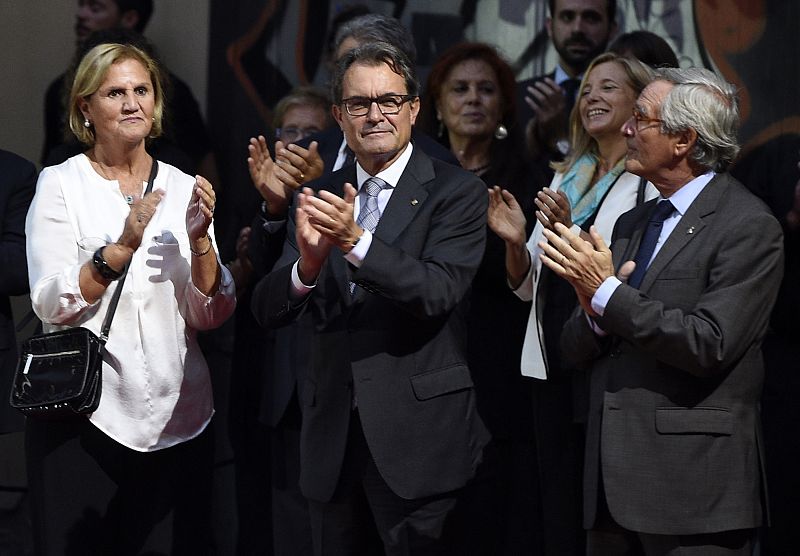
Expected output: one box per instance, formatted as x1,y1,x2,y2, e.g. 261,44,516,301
628,200,675,288
349,177,387,294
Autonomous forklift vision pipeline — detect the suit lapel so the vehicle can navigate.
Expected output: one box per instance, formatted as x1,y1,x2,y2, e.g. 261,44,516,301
349,148,434,304
373,147,434,245
638,174,726,291
612,202,652,271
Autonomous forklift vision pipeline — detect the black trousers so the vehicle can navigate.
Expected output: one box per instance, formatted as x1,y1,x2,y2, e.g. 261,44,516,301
26,416,214,556
307,410,459,556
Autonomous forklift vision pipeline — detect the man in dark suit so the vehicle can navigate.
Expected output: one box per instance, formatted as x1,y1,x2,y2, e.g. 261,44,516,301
251,42,489,555
539,67,783,553
0,150,36,434
517,0,617,162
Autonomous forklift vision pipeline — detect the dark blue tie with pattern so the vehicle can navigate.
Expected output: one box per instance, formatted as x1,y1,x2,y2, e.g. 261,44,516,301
628,200,675,288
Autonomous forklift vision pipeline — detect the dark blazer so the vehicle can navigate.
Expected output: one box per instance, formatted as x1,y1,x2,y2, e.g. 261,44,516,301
255,132,459,429
561,173,784,535
0,150,37,433
251,147,490,502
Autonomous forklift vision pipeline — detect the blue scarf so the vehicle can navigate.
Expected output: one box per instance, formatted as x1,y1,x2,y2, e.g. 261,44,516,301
559,154,626,227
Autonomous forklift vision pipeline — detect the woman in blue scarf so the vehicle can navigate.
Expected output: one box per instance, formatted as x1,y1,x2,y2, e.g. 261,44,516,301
487,52,658,552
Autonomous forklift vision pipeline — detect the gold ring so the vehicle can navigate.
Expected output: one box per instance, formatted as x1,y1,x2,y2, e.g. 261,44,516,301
299,172,305,180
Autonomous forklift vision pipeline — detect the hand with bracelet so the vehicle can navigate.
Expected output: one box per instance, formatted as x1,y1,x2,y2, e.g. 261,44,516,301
186,175,222,296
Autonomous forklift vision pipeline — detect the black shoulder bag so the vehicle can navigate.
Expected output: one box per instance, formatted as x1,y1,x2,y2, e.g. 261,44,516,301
10,159,158,419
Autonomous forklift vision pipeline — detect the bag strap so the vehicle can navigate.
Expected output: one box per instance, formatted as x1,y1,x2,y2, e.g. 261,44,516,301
98,158,159,343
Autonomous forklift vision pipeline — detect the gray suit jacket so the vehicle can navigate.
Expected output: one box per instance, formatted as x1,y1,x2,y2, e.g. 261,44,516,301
562,172,783,535
251,147,490,502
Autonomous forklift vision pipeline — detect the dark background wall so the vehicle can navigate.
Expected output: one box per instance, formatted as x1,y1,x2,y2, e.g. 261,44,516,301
206,0,799,258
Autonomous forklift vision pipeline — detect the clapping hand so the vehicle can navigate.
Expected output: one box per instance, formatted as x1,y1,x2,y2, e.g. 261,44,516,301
118,189,164,252
535,187,573,231
524,77,568,154
539,224,614,316
488,186,527,246
275,141,324,188
186,175,216,243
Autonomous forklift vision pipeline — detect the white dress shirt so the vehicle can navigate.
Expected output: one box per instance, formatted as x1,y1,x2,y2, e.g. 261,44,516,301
26,154,236,452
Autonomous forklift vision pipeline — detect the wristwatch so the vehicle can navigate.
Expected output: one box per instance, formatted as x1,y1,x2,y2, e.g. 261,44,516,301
92,247,125,280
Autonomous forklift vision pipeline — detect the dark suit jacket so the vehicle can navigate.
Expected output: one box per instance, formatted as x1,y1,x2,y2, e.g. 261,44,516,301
254,133,459,429
0,150,36,433
251,147,490,502
562,173,784,535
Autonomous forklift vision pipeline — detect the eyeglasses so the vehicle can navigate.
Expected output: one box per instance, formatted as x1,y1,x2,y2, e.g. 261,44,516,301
275,126,322,144
631,109,663,131
341,94,417,117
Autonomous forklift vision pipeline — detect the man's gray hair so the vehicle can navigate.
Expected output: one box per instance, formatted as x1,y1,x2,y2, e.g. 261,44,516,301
333,14,417,63
657,67,740,172
331,41,419,104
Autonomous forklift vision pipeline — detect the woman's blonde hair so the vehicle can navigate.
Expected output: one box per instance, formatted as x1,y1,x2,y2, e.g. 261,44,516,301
554,52,654,174
68,42,165,146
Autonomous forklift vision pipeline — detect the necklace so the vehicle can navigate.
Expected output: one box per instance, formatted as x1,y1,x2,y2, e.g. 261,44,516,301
465,162,491,174
90,154,147,205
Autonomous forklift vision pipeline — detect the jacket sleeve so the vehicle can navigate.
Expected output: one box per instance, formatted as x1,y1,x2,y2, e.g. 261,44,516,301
588,207,783,378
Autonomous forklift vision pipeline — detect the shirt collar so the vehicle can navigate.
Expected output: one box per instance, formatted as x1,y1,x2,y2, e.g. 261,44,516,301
659,171,715,216
554,65,582,86
355,142,414,191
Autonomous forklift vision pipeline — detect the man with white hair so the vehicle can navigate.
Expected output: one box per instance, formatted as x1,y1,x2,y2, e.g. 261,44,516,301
540,67,783,553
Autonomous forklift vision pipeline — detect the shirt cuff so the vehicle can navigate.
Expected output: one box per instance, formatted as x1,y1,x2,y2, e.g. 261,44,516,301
290,259,316,299
591,276,622,317
344,229,372,268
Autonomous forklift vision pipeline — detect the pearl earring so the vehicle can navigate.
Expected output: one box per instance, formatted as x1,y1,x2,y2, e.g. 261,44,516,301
84,119,91,128
494,124,508,140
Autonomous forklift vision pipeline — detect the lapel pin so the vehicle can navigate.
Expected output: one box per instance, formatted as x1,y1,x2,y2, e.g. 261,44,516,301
411,199,418,206
686,226,695,234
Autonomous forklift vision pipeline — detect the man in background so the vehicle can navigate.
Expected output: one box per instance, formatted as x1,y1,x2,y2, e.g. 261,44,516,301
42,0,214,178
517,0,617,164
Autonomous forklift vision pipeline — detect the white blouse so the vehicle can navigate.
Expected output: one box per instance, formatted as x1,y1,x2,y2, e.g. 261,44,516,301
25,154,236,451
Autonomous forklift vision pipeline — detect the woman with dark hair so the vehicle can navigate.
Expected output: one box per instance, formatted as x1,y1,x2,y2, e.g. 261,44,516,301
609,30,680,68
419,42,547,553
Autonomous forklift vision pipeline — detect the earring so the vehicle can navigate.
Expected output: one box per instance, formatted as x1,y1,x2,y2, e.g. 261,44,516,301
494,124,508,140
437,121,445,138
84,119,92,128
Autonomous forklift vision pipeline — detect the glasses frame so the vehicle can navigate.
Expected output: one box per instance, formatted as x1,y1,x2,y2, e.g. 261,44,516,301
341,94,417,117
631,109,664,132
275,126,321,143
